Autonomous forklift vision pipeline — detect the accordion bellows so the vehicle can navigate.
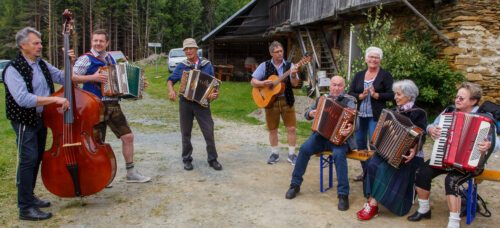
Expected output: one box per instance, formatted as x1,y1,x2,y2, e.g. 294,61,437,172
179,69,220,107
311,96,357,146
371,109,424,168
100,63,144,99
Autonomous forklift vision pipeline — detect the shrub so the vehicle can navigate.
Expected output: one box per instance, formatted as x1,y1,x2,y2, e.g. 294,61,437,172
349,5,464,111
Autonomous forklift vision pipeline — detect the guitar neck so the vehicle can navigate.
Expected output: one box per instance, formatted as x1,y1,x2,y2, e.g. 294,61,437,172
271,55,310,86
273,68,294,86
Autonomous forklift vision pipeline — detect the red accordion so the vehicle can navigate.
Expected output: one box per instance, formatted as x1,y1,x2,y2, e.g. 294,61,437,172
311,96,357,145
429,112,493,172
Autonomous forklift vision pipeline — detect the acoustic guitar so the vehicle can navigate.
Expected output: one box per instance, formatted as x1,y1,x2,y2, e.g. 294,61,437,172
252,55,311,108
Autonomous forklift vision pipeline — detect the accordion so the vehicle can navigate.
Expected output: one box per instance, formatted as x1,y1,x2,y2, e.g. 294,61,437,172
100,63,144,99
179,69,220,107
429,112,493,172
371,109,424,168
311,95,357,145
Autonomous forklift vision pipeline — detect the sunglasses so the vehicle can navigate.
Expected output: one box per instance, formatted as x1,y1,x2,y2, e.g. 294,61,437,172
455,96,468,102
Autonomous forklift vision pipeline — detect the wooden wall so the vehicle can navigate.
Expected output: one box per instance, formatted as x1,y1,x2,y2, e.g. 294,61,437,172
289,0,398,25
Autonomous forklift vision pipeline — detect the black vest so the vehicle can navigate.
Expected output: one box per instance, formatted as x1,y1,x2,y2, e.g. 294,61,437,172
264,60,294,106
2,53,54,126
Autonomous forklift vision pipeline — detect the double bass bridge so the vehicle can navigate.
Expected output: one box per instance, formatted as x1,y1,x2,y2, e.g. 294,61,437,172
62,142,82,148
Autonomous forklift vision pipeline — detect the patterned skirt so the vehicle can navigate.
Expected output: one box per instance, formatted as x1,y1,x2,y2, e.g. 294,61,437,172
363,154,424,216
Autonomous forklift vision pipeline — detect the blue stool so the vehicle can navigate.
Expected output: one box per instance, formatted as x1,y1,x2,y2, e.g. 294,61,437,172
318,150,373,192
319,152,334,192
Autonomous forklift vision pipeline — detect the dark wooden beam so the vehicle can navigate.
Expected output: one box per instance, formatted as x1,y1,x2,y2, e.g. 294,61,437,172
402,0,454,46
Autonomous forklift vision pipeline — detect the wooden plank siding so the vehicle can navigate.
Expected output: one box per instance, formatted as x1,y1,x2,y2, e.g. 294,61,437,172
269,0,292,27
289,0,399,26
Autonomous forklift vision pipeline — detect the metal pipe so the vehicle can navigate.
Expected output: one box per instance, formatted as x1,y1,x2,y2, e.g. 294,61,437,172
348,28,353,82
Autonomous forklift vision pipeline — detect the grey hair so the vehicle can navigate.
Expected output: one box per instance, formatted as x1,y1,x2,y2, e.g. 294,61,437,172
365,46,383,60
268,41,283,54
458,82,482,105
393,79,419,102
16,27,41,49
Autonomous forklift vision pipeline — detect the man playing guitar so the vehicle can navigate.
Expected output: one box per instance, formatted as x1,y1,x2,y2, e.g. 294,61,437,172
250,41,300,165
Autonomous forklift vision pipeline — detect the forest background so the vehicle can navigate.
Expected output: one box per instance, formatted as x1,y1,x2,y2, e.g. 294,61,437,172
0,0,250,64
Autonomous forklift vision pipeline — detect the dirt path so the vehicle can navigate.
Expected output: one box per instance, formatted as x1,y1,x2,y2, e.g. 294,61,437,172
8,94,500,227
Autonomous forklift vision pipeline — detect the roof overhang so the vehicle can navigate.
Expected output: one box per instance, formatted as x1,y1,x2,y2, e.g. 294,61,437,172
202,0,261,42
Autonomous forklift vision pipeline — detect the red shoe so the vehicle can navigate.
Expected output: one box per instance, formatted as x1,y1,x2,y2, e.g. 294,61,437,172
357,203,378,221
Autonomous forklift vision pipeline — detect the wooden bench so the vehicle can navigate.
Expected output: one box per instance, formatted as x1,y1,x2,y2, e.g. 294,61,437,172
318,150,500,224
214,64,233,81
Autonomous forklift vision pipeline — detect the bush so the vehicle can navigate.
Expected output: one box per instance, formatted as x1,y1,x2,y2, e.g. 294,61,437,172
349,5,464,111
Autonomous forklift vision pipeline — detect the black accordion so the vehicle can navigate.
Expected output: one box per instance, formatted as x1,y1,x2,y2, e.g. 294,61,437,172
371,109,425,168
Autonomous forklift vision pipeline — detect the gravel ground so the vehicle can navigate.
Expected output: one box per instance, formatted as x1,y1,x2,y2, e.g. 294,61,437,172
5,93,500,227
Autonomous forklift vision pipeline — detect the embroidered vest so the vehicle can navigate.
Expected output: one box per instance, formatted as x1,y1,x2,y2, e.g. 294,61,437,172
2,53,54,126
82,53,116,99
264,60,294,106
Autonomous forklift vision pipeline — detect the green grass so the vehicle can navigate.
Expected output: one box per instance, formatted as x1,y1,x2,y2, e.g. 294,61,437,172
0,60,312,219
0,86,18,224
141,61,312,143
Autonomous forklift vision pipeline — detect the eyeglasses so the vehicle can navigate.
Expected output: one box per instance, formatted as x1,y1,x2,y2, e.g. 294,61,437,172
455,95,467,102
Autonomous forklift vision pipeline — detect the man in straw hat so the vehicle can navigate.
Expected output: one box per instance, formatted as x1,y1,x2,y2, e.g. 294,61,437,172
167,38,222,171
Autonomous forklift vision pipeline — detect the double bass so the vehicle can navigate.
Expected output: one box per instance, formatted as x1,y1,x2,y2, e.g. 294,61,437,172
42,10,116,197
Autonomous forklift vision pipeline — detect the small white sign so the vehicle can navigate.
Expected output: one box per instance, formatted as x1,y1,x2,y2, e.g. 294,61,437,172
148,42,162,47
318,77,330,87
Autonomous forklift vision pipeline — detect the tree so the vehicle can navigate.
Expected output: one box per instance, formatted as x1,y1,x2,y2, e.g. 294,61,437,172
0,0,251,61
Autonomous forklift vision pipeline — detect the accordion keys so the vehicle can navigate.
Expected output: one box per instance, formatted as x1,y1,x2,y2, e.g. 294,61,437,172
430,112,493,172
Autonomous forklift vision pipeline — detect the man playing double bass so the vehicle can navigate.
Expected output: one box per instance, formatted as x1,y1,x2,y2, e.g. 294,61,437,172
251,41,300,165
72,29,151,184
2,27,71,221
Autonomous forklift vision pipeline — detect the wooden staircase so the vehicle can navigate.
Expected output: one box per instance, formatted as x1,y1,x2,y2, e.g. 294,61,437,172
295,27,339,97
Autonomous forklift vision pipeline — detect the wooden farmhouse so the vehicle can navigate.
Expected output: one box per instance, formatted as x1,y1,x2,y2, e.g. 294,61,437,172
202,0,498,102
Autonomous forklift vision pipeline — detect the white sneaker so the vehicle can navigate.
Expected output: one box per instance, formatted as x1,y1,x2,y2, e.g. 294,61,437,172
287,154,297,166
126,170,151,183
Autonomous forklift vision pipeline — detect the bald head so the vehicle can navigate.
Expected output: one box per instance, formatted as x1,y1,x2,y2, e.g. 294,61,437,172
330,76,346,97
